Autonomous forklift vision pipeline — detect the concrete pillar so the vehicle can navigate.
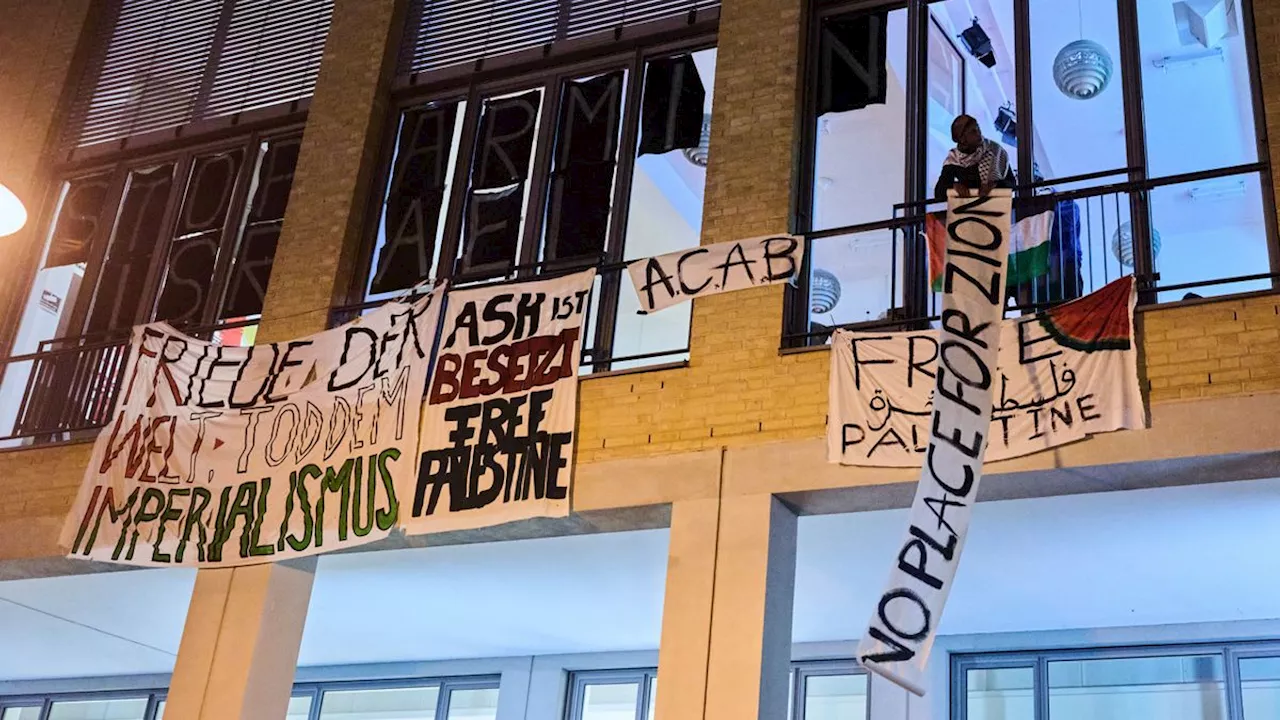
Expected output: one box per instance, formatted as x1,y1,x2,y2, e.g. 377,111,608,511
703,494,798,720
164,560,317,720
165,0,405,714
654,498,720,720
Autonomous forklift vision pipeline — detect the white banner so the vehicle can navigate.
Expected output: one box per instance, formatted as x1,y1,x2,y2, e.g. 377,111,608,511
857,191,1011,695
403,270,595,534
626,234,803,314
830,277,1142,467
61,292,444,567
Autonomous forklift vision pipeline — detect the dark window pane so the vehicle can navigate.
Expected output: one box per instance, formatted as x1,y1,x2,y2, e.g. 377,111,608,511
155,234,219,323
473,90,541,190
46,173,112,268
87,164,175,332
464,184,525,269
176,150,243,236
220,225,280,319
811,8,907,230
639,55,705,156
249,138,300,222
819,13,889,115
371,101,461,295
543,71,625,263
111,164,173,255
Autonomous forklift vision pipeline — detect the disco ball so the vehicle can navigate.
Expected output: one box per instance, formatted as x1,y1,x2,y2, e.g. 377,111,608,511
1053,39,1113,100
1112,222,1162,268
810,269,842,314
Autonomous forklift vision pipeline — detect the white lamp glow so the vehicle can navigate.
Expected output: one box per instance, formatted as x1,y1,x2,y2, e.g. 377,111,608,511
0,183,27,237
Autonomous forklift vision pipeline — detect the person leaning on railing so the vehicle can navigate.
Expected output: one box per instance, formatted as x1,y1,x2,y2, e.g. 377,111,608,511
933,114,1016,200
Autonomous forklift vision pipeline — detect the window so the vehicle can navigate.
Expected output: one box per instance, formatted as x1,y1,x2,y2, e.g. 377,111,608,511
66,0,332,154
1241,656,1280,719
2,677,495,720
0,130,301,444
312,681,498,720
793,0,1277,342
793,663,870,720
360,37,717,372
567,669,658,720
955,641,1280,720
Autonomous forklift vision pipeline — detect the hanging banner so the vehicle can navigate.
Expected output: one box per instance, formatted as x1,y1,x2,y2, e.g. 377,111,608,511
60,291,444,568
626,234,803,314
829,277,1142,467
404,269,595,534
856,191,1011,696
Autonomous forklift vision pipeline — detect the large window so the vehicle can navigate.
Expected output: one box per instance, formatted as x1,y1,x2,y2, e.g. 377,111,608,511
0,130,301,444
1,677,498,720
567,670,658,720
956,641,1280,720
358,38,717,372
794,0,1276,341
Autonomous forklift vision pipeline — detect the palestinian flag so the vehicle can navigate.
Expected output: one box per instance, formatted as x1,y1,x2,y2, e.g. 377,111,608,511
1006,210,1055,286
927,209,1057,290
1036,275,1134,352
926,211,946,292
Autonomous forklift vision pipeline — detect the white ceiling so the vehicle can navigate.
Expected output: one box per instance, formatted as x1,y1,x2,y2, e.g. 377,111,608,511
1,477,1278,682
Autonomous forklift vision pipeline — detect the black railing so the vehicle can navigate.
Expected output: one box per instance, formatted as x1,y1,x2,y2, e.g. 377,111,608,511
789,164,1280,346
0,317,259,448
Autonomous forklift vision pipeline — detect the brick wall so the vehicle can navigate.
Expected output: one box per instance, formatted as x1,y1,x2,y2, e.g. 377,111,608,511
1142,294,1280,402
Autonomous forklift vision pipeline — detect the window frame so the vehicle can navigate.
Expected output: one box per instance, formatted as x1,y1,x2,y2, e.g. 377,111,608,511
352,24,718,373
0,675,500,720
792,659,872,720
564,668,658,720
951,639,1280,720
4,121,306,357
787,0,1280,345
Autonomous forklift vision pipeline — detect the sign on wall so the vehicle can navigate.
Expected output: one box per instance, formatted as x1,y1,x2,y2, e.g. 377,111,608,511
626,235,803,314
856,191,1011,695
403,270,595,534
829,277,1142,467
60,293,443,568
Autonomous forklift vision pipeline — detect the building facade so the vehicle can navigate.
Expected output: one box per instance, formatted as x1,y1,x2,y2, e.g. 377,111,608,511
0,0,1278,719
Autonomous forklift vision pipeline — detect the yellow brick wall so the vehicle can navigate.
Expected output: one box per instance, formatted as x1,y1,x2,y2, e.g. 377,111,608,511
1142,294,1280,402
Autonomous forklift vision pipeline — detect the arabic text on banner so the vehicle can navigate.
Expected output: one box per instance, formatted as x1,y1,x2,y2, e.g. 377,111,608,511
856,191,1011,696
404,270,595,534
60,292,444,568
829,277,1142,467
626,235,803,314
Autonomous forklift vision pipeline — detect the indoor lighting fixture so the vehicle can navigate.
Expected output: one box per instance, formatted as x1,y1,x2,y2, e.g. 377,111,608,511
810,269,842,314
959,18,996,68
0,183,27,237
1152,47,1224,70
1188,178,1246,201
994,104,1017,146
1054,0,1114,100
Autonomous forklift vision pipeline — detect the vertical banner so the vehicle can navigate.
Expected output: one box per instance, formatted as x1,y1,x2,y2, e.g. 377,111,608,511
857,191,1012,695
405,269,596,534
60,292,443,568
